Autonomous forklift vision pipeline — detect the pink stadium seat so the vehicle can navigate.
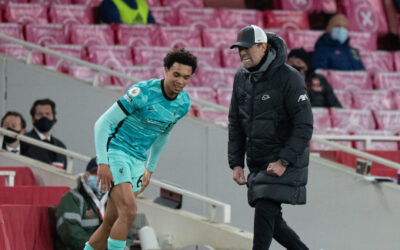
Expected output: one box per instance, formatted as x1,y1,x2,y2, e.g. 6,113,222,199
373,72,400,91
333,90,352,109
0,23,24,45
312,108,331,132
0,44,43,65
202,28,237,49
30,0,72,4
216,88,232,107
178,8,220,29
195,67,236,88
68,65,112,87
150,7,178,26
73,0,102,6
133,46,170,66
187,47,221,68
162,0,204,8
49,4,94,25
374,110,400,132
348,31,377,51
185,87,216,104
287,30,323,51
4,3,48,24
146,0,161,6
218,9,263,29
311,128,352,150
44,44,83,72
359,51,394,73
352,90,394,111
327,70,372,91
331,108,375,132
160,26,202,48
278,0,337,13
87,45,133,70
354,130,398,151
263,10,309,30
69,24,114,46
112,66,165,88
393,51,400,71
393,91,400,109
1,0,28,3
116,24,160,47
264,29,288,45
339,0,388,34
25,24,66,46
197,108,228,127
221,48,241,69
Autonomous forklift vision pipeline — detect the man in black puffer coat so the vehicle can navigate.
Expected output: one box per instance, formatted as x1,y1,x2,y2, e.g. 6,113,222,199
228,25,313,250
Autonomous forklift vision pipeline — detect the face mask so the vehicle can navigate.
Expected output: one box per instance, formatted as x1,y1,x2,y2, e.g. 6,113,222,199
331,27,348,44
4,128,21,144
87,175,100,193
34,117,54,133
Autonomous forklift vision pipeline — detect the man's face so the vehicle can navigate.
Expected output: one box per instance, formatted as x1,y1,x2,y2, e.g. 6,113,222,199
287,57,308,77
238,43,267,69
33,104,54,122
327,14,349,34
311,78,323,92
2,115,24,133
164,62,193,96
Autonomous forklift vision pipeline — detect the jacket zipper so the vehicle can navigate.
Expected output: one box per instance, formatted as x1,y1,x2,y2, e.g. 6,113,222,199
248,74,255,163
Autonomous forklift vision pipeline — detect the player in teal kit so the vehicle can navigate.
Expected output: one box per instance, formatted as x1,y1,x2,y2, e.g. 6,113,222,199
84,49,197,250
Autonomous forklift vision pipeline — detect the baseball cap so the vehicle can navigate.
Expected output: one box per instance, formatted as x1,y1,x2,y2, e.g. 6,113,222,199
86,157,98,172
230,25,268,49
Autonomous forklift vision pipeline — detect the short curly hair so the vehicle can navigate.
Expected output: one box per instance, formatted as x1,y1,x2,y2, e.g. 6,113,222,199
163,49,197,74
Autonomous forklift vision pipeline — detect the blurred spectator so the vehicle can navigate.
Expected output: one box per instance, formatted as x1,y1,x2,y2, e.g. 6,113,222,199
25,98,67,169
1,111,29,155
99,0,156,24
288,48,342,108
55,158,107,250
311,14,365,71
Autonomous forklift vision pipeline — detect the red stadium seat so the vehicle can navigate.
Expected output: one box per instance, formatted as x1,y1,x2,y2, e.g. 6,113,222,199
150,6,179,26
30,0,72,4
159,26,202,48
197,108,228,127
218,9,263,29
333,90,352,109
348,31,377,51
216,88,232,107
112,65,165,88
354,130,398,151
178,8,219,29
287,30,323,51
263,10,309,30
162,0,204,8
359,51,394,73
194,67,236,88
49,4,94,25
68,65,112,87
25,24,66,46
133,46,170,66
44,44,84,72
393,91,400,109
374,110,400,132
202,28,237,49
185,87,216,103
265,29,288,45
73,0,102,6
69,24,114,46
327,70,372,91
278,0,337,13
393,51,400,71
352,90,394,111
116,24,160,47
187,47,221,68
4,3,48,24
373,72,400,91
1,0,28,3
331,108,375,132
0,167,38,186
312,108,331,132
311,128,352,150
0,23,24,45
0,186,69,205
0,44,43,65
87,45,134,69
221,48,241,69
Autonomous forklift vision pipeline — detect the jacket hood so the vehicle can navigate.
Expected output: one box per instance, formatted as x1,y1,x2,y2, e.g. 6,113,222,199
315,33,350,49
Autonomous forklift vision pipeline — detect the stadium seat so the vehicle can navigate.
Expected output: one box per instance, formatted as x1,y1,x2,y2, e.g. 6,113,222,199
0,167,38,186
353,130,398,151
311,128,352,150
352,90,394,111
25,24,66,46
262,10,310,30
348,31,378,51
333,90,352,109
116,24,160,47
133,46,170,66
221,48,241,69
216,88,232,107
162,0,204,8
312,108,331,132
359,51,394,73
265,28,288,45
278,0,337,13
4,3,48,24
373,72,400,91
69,24,114,46
287,30,323,51
327,70,372,91
393,91,400,109
150,7,179,26
185,87,216,103
0,186,69,205
186,47,221,68
374,110,400,132
203,0,246,8
146,0,162,6
218,9,263,29
0,23,24,45
112,65,165,88
0,44,43,65
30,0,72,4
194,67,236,88
178,8,219,29
49,4,94,25
73,0,102,6
68,65,112,87
44,44,83,72
331,108,375,132
87,45,134,70
393,51,400,71
159,26,202,48
196,108,228,127
202,28,237,49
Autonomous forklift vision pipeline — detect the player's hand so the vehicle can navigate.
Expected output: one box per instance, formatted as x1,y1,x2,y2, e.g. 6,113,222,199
97,164,114,192
139,168,152,194
266,160,287,177
233,166,247,185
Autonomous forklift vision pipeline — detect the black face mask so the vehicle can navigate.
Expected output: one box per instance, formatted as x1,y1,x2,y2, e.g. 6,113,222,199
34,117,54,133
4,128,21,144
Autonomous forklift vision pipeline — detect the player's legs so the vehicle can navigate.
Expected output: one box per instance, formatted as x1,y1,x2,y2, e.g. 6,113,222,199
272,212,309,250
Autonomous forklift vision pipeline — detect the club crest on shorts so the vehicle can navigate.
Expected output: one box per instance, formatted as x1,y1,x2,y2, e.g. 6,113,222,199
129,87,141,97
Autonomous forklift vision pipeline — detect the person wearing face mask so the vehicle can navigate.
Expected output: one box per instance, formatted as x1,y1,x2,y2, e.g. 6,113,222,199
24,98,67,169
311,14,365,71
1,111,29,155
55,157,108,250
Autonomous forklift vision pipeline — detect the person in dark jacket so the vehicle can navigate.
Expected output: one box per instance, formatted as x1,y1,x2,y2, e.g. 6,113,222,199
287,48,342,108
25,98,67,169
229,25,313,250
1,111,29,155
311,14,365,71
99,0,156,24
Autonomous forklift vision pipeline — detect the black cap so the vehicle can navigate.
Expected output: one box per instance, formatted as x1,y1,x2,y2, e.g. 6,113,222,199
86,157,98,172
230,25,268,49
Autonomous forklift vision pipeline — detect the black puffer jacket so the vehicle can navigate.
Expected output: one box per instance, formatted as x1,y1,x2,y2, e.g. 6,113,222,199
228,33,313,206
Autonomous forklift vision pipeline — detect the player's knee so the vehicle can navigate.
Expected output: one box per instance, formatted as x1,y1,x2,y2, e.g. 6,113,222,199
118,202,137,223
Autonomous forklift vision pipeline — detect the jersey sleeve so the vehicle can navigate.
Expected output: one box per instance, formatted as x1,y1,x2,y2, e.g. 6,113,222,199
118,84,147,115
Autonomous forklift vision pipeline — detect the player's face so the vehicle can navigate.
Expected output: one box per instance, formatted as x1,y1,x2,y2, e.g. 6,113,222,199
164,62,193,97
33,105,54,122
238,43,267,69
